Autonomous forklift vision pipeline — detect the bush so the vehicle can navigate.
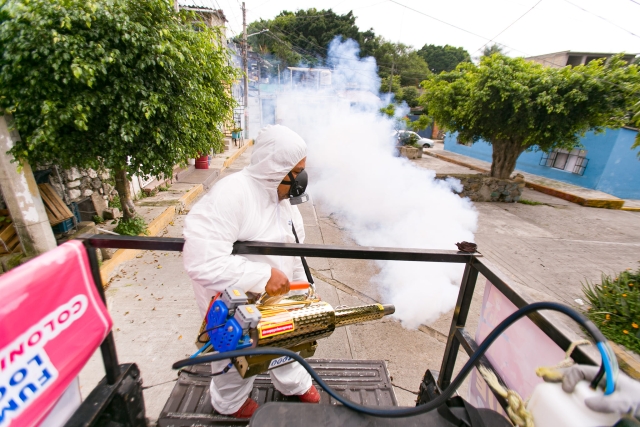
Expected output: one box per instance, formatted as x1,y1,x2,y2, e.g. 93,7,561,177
114,216,148,236
399,132,420,147
583,267,640,354
92,215,105,224
110,195,122,210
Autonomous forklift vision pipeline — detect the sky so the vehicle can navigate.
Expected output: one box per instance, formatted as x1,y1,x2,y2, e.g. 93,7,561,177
183,0,640,60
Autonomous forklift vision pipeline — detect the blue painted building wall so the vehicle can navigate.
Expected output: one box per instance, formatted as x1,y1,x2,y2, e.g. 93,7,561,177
444,128,640,199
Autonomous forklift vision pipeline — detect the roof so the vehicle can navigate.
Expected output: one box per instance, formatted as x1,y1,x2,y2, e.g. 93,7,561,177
178,0,227,21
287,67,333,73
526,50,637,59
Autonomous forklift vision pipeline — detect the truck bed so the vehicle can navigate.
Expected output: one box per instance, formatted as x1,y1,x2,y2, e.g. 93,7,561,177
158,359,398,427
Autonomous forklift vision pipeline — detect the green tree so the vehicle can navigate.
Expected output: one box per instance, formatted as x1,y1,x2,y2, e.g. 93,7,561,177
405,114,432,132
380,75,401,96
399,86,420,108
372,41,430,86
632,100,640,154
244,9,431,86
421,54,639,178
482,43,505,57
0,0,237,219
417,44,471,74
245,9,378,68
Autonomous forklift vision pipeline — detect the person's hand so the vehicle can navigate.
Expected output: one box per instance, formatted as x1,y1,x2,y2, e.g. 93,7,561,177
265,268,290,296
561,365,640,417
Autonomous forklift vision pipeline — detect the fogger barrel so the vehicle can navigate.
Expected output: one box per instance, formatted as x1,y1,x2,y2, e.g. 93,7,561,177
234,302,395,377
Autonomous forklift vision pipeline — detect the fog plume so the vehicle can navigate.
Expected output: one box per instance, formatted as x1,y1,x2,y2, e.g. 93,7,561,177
276,38,478,329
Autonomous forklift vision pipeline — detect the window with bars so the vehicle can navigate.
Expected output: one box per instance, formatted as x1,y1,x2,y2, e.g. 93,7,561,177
539,149,589,176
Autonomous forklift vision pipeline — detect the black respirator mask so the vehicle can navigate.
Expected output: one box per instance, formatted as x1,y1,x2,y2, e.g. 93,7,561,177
280,170,309,205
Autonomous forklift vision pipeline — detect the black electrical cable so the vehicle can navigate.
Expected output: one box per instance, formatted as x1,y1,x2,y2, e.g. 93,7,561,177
173,302,608,418
197,323,226,344
181,363,234,377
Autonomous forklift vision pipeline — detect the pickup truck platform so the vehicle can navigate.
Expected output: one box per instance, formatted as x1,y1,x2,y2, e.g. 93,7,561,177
158,359,398,426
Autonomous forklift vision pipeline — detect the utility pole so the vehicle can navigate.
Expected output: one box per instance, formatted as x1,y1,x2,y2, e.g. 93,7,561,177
174,0,179,13
0,115,57,257
242,2,249,140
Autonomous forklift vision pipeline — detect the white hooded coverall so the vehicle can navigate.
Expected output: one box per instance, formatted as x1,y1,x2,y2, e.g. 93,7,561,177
183,125,312,414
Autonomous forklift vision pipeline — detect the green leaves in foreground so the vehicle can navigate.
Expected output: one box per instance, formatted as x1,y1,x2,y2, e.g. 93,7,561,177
0,0,238,179
583,267,640,354
114,216,148,236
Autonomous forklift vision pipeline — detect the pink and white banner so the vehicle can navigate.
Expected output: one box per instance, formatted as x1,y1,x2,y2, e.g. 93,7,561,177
469,280,565,415
0,240,112,427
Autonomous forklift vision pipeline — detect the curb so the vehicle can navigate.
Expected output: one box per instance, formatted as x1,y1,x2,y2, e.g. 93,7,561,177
610,341,640,380
621,206,640,212
424,150,489,174
523,182,624,209
99,184,203,285
222,140,253,171
424,151,625,209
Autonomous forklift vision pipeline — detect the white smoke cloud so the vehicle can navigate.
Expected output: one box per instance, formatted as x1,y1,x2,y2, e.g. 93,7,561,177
276,38,478,329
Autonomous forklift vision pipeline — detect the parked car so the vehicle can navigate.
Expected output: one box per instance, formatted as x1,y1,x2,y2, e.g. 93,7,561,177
393,130,435,148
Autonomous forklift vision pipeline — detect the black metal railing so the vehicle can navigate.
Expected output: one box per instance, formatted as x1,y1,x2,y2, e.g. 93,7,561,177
73,234,597,423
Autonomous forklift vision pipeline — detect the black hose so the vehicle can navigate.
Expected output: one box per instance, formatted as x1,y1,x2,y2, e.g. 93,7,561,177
173,302,606,418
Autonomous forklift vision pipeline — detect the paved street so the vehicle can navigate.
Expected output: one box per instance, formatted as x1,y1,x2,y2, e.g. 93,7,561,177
414,150,640,336
79,145,640,422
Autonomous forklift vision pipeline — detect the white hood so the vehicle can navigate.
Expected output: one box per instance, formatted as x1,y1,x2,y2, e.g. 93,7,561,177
183,124,309,317
245,125,307,193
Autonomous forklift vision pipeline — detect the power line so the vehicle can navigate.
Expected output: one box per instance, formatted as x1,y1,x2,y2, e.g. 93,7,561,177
562,0,640,39
383,0,567,68
263,29,430,84
251,0,275,11
246,0,636,83
475,0,543,55
387,0,489,44
272,24,429,78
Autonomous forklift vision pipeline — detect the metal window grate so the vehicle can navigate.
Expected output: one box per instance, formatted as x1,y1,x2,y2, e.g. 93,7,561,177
573,156,588,176
540,152,588,175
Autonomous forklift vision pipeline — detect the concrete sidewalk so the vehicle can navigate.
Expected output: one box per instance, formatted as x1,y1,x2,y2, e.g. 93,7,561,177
424,147,628,209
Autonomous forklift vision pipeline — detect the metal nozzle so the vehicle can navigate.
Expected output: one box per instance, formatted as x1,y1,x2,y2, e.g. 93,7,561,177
381,304,395,316
334,303,395,328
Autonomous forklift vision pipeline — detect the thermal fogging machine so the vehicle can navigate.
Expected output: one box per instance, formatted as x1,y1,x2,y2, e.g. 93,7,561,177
198,284,395,378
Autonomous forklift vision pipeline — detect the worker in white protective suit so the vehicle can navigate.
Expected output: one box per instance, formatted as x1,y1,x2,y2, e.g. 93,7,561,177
183,125,320,419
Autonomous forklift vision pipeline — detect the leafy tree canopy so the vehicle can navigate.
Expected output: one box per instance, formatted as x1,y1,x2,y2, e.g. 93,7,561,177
0,0,238,217
380,75,402,96
244,8,377,68
482,43,505,57
421,54,639,178
417,44,471,74
399,86,420,108
632,100,640,154
373,41,430,86
244,8,430,87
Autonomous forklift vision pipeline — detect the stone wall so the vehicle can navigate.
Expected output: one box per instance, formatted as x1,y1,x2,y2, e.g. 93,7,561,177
46,166,117,204
397,146,423,159
436,173,524,202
